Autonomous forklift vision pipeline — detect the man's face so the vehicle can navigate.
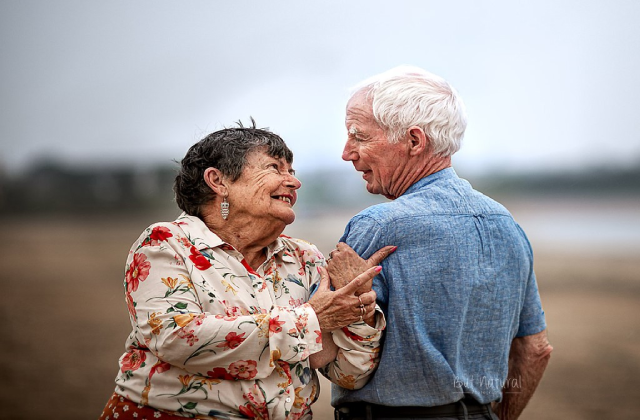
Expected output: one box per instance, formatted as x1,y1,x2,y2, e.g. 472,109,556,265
342,90,408,199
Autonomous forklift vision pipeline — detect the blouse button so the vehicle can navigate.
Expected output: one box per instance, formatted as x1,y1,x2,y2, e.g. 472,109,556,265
286,397,291,403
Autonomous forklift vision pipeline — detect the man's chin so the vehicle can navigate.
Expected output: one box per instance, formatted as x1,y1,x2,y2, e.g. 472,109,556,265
365,183,381,196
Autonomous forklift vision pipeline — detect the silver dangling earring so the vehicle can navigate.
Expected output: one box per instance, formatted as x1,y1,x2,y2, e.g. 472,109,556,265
221,196,229,220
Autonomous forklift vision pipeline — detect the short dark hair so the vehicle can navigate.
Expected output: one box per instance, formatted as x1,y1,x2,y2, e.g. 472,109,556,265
174,119,294,217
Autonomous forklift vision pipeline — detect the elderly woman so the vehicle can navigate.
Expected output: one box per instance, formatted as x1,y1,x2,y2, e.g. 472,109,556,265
99,123,390,420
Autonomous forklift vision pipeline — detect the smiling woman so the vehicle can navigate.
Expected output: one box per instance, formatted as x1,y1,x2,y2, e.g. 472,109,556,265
207,149,302,243
98,120,392,420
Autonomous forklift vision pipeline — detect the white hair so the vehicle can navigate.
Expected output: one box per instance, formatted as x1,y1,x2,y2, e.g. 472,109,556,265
351,66,467,157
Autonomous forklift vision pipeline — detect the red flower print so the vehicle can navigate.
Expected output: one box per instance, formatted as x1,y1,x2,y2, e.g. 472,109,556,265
217,332,246,350
295,313,309,334
151,361,171,376
269,316,286,336
120,349,146,373
215,314,239,321
228,360,258,380
207,367,234,380
149,226,172,243
238,404,262,419
189,246,212,270
178,237,192,248
125,292,136,318
239,384,269,418
178,328,199,346
126,253,151,293
142,226,174,247
315,330,322,344
341,327,365,342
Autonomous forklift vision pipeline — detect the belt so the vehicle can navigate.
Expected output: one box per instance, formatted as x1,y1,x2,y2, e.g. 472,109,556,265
335,397,494,419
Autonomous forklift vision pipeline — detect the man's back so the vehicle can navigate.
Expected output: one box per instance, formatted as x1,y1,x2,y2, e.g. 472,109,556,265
333,168,547,406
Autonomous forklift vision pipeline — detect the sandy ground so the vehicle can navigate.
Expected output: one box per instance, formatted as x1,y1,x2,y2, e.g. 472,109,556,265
0,208,638,419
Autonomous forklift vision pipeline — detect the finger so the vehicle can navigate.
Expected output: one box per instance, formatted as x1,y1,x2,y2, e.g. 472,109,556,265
358,290,377,305
316,266,331,291
341,265,381,295
367,301,377,312
366,245,397,267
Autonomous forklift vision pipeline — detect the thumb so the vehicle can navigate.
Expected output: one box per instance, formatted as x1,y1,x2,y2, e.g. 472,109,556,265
366,245,397,267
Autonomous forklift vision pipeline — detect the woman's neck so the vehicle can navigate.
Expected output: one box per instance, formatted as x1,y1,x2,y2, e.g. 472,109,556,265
201,207,284,270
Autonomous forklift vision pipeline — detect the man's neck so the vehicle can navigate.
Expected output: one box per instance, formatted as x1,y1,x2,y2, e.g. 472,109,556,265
385,156,451,200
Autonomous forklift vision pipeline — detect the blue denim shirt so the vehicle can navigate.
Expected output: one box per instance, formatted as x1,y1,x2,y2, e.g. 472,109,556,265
331,168,546,407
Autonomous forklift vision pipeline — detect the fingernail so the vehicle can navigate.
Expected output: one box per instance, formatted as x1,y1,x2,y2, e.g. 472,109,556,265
375,266,382,273
392,246,398,252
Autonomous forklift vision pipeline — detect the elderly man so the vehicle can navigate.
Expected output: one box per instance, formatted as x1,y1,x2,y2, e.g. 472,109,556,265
326,67,552,420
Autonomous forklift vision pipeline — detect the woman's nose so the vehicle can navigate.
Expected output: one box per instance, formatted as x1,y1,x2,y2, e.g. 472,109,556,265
285,173,302,190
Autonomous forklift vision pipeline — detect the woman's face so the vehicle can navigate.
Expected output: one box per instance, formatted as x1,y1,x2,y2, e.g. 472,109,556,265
227,149,301,228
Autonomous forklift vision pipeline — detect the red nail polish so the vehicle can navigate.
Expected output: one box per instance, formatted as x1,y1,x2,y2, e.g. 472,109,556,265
375,266,382,273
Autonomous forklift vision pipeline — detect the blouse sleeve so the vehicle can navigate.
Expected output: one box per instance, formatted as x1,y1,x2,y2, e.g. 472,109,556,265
318,309,385,390
124,224,322,380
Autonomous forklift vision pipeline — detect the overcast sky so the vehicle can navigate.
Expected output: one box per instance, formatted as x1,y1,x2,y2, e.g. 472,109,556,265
2,0,640,177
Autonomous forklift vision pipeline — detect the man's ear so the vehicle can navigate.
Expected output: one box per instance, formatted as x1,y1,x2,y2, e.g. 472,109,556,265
407,126,429,156
203,167,228,196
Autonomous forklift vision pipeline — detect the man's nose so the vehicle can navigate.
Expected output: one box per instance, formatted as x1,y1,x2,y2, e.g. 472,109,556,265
342,140,358,161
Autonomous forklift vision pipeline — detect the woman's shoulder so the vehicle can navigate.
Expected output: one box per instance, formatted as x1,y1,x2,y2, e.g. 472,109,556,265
278,235,323,255
129,215,193,250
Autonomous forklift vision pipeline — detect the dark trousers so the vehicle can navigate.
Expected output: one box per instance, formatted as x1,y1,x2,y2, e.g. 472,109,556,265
334,397,499,420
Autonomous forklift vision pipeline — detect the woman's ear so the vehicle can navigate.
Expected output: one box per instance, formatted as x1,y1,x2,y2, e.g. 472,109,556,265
203,168,228,196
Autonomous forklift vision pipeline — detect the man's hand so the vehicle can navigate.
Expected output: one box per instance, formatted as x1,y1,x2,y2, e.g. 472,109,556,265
327,243,396,295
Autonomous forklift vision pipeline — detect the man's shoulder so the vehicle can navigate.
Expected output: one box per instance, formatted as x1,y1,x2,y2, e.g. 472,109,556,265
349,200,404,224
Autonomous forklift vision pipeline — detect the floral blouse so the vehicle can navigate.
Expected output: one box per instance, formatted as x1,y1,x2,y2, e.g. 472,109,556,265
112,213,384,419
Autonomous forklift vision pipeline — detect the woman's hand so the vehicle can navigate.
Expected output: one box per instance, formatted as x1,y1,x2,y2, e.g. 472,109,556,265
308,265,381,330
327,243,396,295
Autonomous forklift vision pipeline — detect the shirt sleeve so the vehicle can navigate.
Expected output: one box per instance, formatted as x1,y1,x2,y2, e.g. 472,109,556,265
514,224,547,337
124,224,322,380
340,214,390,307
317,214,388,389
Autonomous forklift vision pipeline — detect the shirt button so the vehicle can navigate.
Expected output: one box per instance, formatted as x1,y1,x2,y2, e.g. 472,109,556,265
286,397,291,403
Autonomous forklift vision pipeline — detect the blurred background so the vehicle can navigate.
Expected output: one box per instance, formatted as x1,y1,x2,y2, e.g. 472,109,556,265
1,1,639,419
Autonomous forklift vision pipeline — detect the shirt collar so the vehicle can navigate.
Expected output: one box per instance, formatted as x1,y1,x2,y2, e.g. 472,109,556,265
175,212,296,263
402,167,458,197
266,236,298,264
174,213,225,250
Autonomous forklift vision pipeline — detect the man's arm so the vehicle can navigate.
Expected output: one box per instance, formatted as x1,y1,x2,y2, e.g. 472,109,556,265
493,329,553,420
